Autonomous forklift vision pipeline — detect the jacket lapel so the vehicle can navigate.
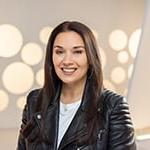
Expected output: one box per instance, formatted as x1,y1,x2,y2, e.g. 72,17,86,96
41,86,61,149
58,107,88,150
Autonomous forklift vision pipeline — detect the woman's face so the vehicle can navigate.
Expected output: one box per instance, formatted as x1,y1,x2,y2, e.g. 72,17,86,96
52,31,88,85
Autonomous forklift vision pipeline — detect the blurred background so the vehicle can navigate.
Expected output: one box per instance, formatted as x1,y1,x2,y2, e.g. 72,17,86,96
0,0,150,149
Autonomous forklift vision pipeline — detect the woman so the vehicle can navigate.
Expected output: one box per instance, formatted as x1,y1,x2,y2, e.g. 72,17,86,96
17,21,136,150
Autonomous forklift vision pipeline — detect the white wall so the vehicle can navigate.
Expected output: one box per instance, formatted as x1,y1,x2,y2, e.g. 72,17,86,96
128,0,150,129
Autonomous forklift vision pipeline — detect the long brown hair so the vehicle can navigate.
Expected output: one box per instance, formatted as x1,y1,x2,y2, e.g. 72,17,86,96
37,21,103,140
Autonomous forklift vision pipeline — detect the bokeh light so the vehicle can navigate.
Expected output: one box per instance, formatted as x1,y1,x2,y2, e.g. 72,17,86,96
117,51,129,63
0,24,23,57
0,90,9,111
109,29,128,51
39,26,53,45
111,67,126,84
2,62,34,94
36,68,44,86
128,29,141,58
17,96,26,110
21,43,43,66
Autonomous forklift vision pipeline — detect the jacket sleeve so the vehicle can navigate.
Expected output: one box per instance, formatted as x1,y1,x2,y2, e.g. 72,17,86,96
16,90,35,150
16,89,41,150
17,103,28,150
108,96,136,150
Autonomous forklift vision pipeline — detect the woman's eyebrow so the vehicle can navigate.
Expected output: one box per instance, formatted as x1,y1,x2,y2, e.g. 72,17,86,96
53,45,63,49
73,46,85,49
53,45,85,49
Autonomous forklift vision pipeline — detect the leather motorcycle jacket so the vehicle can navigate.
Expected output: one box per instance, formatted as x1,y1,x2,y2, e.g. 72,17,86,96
17,83,136,150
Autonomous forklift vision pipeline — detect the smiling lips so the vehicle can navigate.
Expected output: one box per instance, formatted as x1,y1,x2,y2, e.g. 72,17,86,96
61,68,77,75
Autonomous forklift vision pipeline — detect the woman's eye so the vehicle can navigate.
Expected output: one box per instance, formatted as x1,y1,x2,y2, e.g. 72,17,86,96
73,50,83,54
55,50,64,55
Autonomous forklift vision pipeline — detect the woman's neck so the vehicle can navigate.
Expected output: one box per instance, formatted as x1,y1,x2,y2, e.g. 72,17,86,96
60,79,86,104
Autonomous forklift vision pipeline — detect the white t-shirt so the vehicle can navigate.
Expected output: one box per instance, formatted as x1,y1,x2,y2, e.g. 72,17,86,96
57,99,82,149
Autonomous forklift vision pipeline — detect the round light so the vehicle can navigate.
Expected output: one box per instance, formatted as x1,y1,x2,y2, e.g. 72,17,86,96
117,51,129,63
36,68,44,86
111,67,126,84
2,62,34,94
39,26,53,45
128,29,141,58
17,96,26,110
0,24,23,57
0,90,9,111
21,43,43,66
109,29,128,51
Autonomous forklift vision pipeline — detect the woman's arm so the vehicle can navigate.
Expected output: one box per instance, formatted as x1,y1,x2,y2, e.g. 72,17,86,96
16,89,40,150
17,103,28,150
108,97,136,150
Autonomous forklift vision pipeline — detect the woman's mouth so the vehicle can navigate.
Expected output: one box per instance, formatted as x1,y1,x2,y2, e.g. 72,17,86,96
61,68,77,74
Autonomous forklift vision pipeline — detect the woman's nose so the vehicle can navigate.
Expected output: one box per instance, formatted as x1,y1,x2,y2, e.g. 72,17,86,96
62,53,73,65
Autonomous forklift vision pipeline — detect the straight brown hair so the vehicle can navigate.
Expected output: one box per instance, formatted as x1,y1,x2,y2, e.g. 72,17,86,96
36,21,103,141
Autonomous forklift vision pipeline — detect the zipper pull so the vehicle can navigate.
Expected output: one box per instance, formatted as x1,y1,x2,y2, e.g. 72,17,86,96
97,129,105,141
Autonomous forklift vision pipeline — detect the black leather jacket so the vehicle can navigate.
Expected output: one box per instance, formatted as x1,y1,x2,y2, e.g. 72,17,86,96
17,86,136,150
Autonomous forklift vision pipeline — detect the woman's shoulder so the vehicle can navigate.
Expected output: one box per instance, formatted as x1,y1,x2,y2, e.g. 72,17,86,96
24,88,42,116
27,88,41,98
26,88,42,105
101,88,127,111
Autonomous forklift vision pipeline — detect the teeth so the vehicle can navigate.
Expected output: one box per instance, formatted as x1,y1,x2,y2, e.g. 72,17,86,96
62,68,76,73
